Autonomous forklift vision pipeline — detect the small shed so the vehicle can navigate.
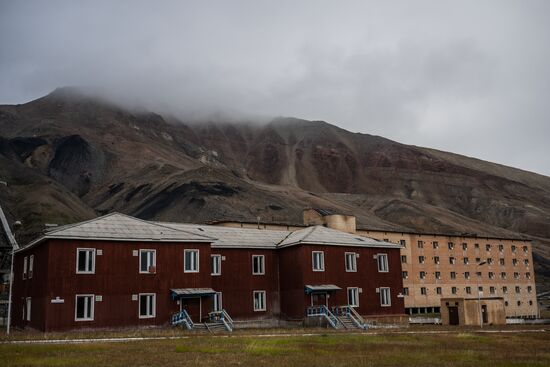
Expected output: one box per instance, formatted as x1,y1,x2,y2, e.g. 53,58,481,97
441,297,506,326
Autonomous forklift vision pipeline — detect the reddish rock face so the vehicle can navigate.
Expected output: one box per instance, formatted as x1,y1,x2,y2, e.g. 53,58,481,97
1,88,550,289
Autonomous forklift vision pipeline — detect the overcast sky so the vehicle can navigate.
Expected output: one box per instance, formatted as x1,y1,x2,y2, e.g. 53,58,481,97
1,1,549,176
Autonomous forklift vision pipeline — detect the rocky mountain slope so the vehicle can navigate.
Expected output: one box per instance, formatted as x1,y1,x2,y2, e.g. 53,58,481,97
1,87,549,290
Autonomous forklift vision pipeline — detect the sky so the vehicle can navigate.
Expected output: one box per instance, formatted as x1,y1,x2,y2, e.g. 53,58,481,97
1,1,549,176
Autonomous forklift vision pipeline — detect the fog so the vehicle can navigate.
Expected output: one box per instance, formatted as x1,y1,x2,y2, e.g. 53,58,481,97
1,1,549,175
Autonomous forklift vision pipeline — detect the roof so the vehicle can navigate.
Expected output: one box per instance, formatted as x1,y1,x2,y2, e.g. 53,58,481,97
19,213,215,252
278,226,401,248
305,284,341,293
155,222,290,249
170,288,217,298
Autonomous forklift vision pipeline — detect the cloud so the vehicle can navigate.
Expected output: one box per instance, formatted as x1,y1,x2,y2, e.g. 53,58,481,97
0,0,549,175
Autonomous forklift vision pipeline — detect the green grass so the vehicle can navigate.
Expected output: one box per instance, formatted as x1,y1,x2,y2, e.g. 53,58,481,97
1,329,549,366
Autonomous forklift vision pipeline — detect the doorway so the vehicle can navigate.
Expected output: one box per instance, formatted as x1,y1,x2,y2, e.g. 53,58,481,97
311,292,328,307
481,305,488,324
448,306,459,325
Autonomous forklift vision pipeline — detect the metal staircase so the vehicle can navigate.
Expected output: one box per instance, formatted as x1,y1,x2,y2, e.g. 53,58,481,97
171,309,234,333
306,305,344,329
333,306,369,330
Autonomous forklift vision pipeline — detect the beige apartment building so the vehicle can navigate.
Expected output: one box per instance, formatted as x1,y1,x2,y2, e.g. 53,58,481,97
212,208,538,319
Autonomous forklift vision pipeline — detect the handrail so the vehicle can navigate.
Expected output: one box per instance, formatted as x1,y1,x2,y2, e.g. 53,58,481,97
332,305,367,330
171,310,194,330
306,305,342,329
208,309,234,332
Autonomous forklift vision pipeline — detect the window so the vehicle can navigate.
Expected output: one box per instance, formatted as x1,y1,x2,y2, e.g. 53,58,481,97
474,243,480,249
462,243,468,250
476,271,482,278
487,258,493,265
527,286,532,293
488,272,494,279
486,244,491,251
347,287,359,307
499,258,505,266
139,294,156,318
517,300,521,306
28,255,34,279
211,255,221,275
505,301,509,307
252,255,265,275
417,241,424,249
75,295,94,321
514,272,520,279
526,272,531,279
451,287,457,294
529,300,533,306
312,251,325,271
448,242,454,250
513,258,518,266
465,286,472,294
498,244,504,252
450,271,456,279
478,286,483,293
345,252,357,272
436,287,442,295
403,287,409,296
76,248,95,274
380,287,391,306
399,240,406,247
515,286,521,294
434,256,440,264
25,297,31,321
463,257,469,265
490,286,495,294
377,254,389,272
524,259,529,266
22,256,27,279
475,257,481,263
523,246,528,254
464,272,470,279
213,292,223,312
253,291,266,311
139,249,156,274
402,271,408,279
501,272,507,279
418,256,425,264
420,287,427,295
511,245,517,253
432,241,439,249
502,286,508,294
449,257,456,265
400,255,407,263
419,271,426,279
435,271,441,279
184,249,199,272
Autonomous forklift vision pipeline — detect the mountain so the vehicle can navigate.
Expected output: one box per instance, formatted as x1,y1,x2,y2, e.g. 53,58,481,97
1,87,549,290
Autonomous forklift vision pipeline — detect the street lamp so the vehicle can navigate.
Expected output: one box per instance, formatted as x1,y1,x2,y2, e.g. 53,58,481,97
476,260,487,328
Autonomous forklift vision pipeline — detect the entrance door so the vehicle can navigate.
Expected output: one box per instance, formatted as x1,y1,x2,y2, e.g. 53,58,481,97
448,306,459,325
311,293,327,307
181,298,202,322
481,305,488,324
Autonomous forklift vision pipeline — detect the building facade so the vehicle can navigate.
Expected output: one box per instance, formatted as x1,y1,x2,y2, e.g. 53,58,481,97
12,213,405,331
214,208,539,319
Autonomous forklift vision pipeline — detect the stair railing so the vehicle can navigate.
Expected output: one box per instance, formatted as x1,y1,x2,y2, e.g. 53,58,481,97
306,305,342,329
208,309,234,332
171,309,194,330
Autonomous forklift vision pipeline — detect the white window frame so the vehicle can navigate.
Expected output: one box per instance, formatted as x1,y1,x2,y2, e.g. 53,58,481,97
380,287,391,307
22,256,27,279
25,297,31,321
184,249,199,273
377,253,389,272
75,294,95,321
211,254,222,276
312,251,325,272
253,290,266,311
139,293,156,319
252,255,265,275
345,252,357,272
139,249,156,274
76,248,96,274
28,255,34,279
347,287,359,307
213,292,223,312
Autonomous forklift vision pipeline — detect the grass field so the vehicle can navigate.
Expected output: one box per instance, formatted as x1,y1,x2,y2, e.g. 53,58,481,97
1,328,549,367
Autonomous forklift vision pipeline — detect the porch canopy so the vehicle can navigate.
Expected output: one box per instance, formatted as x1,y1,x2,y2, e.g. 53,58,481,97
305,284,341,295
170,288,217,300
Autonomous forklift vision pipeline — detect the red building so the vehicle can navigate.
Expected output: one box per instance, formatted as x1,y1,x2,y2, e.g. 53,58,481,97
13,213,405,332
